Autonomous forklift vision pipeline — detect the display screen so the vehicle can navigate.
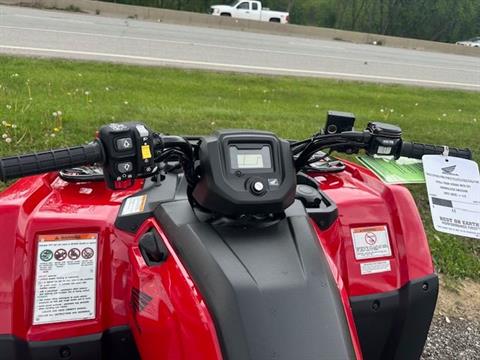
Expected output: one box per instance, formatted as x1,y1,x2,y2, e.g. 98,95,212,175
237,153,264,168
230,146,272,170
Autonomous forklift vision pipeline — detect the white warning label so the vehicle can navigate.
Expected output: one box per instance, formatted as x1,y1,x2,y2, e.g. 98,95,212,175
351,225,392,260
121,195,147,216
33,234,98,325
360,260,391,275
423,155,480,239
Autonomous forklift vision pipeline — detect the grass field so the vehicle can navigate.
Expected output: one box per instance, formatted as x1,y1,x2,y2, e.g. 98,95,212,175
1,55,479,279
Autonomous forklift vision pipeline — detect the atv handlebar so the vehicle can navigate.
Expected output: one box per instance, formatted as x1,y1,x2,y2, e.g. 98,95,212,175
0,142,104,182
0,120,474,186
399,141,472,160
293,123,472,170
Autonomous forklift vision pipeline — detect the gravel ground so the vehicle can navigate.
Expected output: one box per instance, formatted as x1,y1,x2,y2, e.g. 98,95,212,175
422,316,480,359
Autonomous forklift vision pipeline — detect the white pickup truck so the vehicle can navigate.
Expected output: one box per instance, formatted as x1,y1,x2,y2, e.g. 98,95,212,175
210,1,289,24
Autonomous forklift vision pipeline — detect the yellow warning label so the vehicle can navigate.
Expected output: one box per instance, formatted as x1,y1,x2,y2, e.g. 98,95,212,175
141,145,152,159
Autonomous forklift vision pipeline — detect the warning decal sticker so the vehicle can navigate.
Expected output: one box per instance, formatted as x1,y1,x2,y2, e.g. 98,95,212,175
121,195,147,216
360,260,391,275
33,234,98,325
351,225,392,260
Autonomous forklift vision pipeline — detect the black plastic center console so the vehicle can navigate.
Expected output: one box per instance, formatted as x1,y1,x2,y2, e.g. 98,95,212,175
192,130,296,217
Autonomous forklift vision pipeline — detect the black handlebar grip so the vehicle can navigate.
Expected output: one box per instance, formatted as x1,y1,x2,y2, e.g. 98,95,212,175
399,141,472,160
0,141,104,182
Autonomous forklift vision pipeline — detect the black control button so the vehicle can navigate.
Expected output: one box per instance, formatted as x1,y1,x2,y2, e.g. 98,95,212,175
295,185,322,208
297,185,315,195
116,137,133,151
117,162,133,173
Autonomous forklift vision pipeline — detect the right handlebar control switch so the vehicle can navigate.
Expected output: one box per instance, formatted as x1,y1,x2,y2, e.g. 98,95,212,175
366,122,402,156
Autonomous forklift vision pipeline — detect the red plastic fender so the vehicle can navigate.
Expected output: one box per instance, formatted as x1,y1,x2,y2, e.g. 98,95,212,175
313,160,435,296
311,220,364,360
127,218,223,360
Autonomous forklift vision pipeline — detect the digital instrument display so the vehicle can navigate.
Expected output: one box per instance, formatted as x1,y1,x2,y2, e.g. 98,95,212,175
237,153,264,168
230,146,272,170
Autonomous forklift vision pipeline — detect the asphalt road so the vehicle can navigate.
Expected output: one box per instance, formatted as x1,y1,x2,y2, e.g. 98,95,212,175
0,5,479,91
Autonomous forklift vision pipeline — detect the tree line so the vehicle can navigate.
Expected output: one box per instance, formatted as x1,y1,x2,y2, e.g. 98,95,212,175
101,0,480,43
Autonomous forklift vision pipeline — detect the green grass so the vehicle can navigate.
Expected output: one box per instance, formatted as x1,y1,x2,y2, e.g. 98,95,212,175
1,55,479,279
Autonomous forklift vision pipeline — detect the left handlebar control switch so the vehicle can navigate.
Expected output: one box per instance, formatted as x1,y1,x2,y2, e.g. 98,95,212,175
98,122,157,189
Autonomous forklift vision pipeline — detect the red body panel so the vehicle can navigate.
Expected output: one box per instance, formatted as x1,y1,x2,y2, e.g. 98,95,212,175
312,160,434,296
0,157,435,359
311,220,363,360
127,219,222,360
0,173,223,359
0,174,142,340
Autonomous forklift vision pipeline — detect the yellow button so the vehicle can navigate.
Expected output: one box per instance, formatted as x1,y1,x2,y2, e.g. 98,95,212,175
141,145,152,159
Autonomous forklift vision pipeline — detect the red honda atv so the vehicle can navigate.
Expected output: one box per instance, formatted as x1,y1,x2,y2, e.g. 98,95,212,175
0,112,472,360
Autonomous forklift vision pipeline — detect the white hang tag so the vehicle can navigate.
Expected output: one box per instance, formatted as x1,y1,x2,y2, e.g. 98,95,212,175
422,155,480,239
